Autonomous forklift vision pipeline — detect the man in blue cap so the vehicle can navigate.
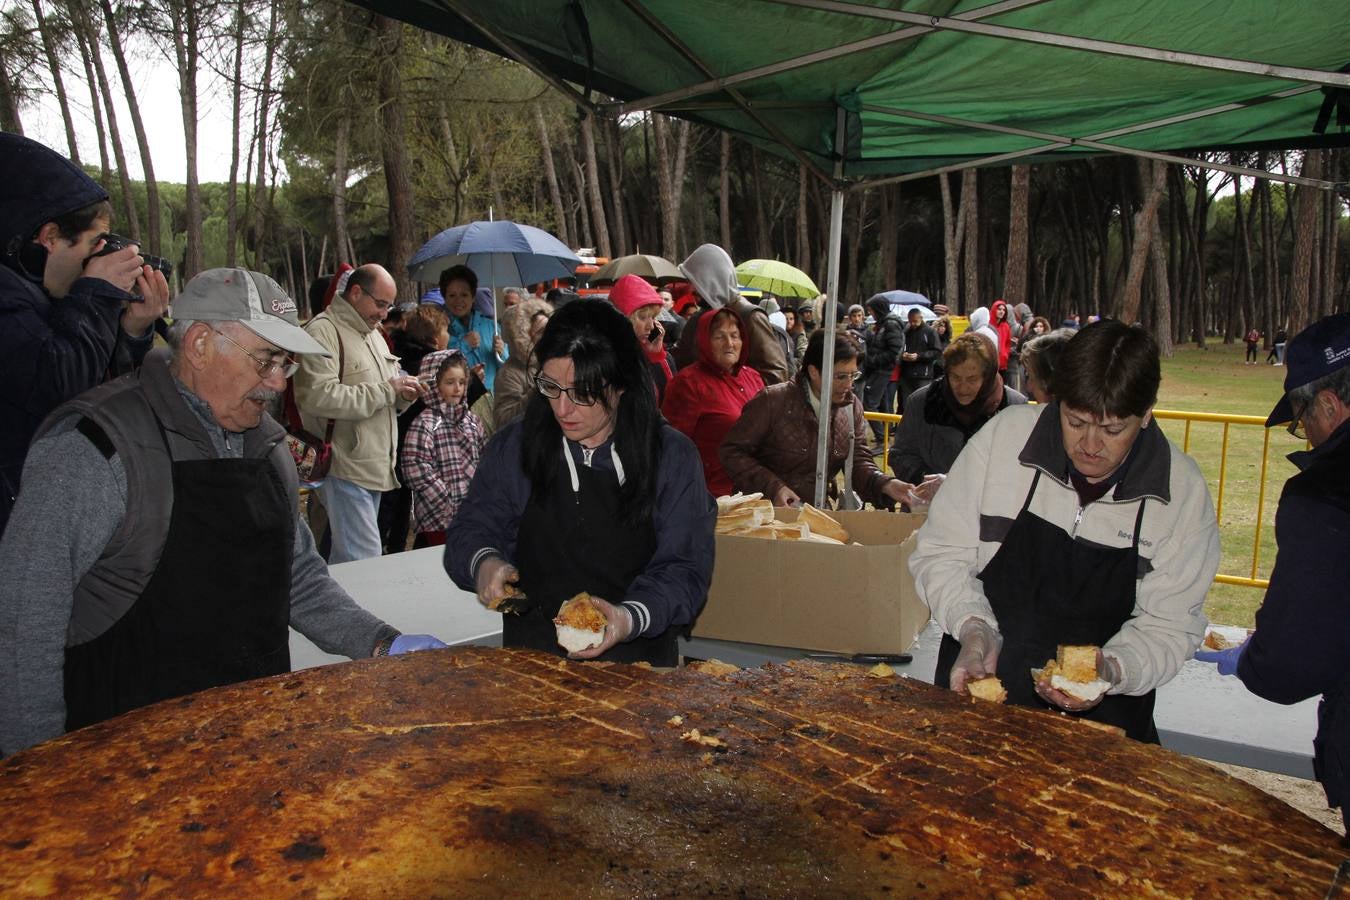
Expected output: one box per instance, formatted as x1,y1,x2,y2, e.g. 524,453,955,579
1196,312,1350,832
0,134,171,537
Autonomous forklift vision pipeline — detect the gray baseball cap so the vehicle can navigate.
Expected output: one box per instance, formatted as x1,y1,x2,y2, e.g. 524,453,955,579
171,268,330,357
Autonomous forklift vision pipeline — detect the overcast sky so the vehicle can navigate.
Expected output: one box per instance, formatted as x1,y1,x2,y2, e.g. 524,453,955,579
27,34,257,185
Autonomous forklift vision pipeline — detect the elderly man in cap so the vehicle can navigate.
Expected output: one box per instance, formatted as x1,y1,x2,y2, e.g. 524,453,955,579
671,243,789,386
1196,312,1350,831
0,268,445,756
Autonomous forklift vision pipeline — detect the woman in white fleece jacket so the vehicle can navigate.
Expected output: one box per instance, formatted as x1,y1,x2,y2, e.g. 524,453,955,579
908,321,1220,742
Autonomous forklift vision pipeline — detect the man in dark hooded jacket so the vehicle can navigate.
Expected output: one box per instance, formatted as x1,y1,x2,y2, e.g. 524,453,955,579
0,134,170,536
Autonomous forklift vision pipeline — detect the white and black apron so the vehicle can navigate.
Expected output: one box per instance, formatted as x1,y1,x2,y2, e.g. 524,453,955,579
935,470,1158,742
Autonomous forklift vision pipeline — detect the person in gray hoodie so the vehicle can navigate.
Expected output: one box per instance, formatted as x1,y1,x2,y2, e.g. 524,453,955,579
671,244,789,386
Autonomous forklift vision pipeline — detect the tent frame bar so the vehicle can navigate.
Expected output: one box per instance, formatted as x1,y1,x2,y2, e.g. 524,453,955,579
609,0,1047,117
617,0,837,187
769,0,1350,89
855,98,1339,190
432,0,597,111
814,106,849,509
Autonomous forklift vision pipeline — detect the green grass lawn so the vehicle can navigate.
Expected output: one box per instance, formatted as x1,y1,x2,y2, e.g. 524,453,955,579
1156,341,1302,628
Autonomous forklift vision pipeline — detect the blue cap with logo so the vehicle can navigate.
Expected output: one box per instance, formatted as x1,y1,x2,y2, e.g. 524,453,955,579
1267,312,1350,426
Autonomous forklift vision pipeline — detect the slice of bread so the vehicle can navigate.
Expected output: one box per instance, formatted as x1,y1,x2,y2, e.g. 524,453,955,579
715,492,762,514
798,504,850,544
1056,645,1099,684
714,509,759,534
967,676,1007,703
767,520,809,540
554,593,606,653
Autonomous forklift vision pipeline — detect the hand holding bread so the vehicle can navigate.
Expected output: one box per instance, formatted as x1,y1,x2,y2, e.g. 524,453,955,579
556,593,633,659
475,557,521,610
1032,645,1121,712
949,618,1002,694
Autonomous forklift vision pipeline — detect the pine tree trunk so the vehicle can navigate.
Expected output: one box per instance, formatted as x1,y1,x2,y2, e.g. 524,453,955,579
844,190,869,306
168,0,202,277
224,0,246,267
70,19,109,183
652,113,677,260
0,53,22,134
691,154,706,248
99,0,160,255
670,120,690,260
84,11,139,240
602,118,628,257
1286,150,1323,337
560,132,590,248
751,148,771,260
940,172,964,310
32,0,79,162
1120,159,1166,326
961,169,979,310
578,109,611,258
333,109,352,266
796,164,810,274
248,0,279,274
718,133,731,252
1003,165,1030,309
534,105,570,247
878,184,898,291
375,15,416,299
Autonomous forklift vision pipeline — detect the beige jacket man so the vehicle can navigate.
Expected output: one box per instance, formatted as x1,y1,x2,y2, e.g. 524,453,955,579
293,291,410,492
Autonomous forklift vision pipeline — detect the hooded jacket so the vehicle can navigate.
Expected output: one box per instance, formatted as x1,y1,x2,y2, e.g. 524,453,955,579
400,350,487,536
292,292,411,492
967,307,1001,356
671,244,788,385
0,134,149,533
989,300,1014,370
661,309,765,496
493,297,551,430
862,302,905,377
720,371,902,508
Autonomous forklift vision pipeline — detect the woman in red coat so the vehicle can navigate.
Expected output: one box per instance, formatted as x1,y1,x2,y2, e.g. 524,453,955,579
990,299,1014,379
661,307,764,496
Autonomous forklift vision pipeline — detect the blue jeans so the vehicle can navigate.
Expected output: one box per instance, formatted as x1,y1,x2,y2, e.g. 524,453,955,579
319,476,383,564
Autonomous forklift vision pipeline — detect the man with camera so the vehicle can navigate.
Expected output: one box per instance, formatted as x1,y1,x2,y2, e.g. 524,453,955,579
0,134,171,537
0,268,446,756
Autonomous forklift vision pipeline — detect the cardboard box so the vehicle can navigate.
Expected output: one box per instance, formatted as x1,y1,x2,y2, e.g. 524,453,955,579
692,509,930,655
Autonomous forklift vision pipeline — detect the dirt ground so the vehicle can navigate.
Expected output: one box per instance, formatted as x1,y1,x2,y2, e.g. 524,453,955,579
1210,761,1346,839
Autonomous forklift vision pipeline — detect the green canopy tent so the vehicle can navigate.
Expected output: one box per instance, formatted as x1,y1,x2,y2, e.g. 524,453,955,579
352,0,1350,505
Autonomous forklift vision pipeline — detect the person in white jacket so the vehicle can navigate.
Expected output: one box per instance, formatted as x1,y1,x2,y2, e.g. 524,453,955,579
908,320,1220,742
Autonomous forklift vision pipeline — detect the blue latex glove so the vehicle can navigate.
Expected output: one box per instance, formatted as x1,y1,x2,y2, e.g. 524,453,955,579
389,634,449,655
1194,637,1249,676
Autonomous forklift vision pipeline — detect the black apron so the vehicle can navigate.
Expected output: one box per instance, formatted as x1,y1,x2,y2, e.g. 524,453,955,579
935,470,1158,742
509,446,672,665
65,436,293,731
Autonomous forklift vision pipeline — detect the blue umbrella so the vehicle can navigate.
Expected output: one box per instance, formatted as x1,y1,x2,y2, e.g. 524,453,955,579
867,289,932,308
406,220,581,287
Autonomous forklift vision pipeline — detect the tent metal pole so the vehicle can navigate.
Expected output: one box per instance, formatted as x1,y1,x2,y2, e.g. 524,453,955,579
770,0,1350,89
432,0,597,111
614,0,836,187
611,0,1047,116
855,100,1337,190
813,106,848,510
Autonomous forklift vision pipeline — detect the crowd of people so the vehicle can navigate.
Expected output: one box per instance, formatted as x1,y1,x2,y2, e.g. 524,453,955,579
1,133,1348,835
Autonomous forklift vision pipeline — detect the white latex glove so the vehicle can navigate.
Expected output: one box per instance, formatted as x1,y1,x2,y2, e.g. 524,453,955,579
949,618,1002,694
474,557,520,609
567,596,635,660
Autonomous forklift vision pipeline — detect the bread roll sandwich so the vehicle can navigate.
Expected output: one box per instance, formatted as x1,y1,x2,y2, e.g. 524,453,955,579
798,504,850,544
554,593,607,653
1034,645,1110,703
1202,630,1235,651
967,676,1007,704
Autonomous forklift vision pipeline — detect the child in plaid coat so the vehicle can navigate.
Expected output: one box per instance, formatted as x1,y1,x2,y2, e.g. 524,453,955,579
401,350,488,547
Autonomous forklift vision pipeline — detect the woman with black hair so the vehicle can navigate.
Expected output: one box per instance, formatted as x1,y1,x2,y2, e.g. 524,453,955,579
444,300,716,665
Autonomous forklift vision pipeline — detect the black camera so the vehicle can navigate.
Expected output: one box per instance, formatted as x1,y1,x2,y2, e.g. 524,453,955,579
89,233,173,279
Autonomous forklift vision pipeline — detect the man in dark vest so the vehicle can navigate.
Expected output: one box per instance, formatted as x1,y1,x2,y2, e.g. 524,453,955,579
1196,313,1350,831
0,268,445,756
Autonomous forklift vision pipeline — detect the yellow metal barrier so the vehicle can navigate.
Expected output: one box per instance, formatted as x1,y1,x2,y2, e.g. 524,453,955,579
865,406,1287,591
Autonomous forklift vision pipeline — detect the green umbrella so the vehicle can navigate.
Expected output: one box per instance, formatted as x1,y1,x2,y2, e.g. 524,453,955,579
734,259,820,299
591,253,683,286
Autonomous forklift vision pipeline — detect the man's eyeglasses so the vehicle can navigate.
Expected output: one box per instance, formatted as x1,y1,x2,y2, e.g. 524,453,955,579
534,373,600,407
213,328,298,378
1288,398,1308,440
357,285,396,311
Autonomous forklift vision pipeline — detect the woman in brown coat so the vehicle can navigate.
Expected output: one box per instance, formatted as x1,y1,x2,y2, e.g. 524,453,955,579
720,329,914,509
